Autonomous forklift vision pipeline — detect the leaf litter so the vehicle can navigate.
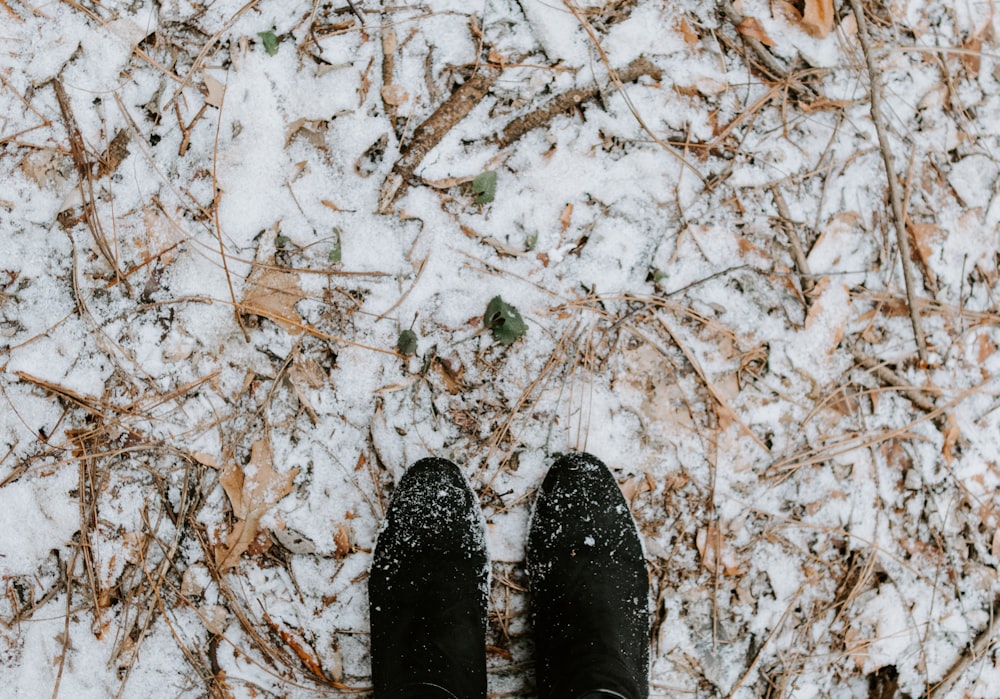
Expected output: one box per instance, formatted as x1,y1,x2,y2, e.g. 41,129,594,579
0,0,999,697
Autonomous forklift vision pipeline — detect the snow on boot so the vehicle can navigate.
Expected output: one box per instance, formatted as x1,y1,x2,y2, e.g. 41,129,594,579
369,457,489,699
526,452,649,699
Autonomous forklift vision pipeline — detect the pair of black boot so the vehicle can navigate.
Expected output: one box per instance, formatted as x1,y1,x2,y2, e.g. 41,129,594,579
369,452,649,699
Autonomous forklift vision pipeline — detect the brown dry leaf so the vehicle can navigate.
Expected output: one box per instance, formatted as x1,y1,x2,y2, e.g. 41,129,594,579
334,523,352,557
559,203,573,233
941,414,960,466
242,264,306,333
215,436,300,572
801,0,834,37
977,333,997,363
907,222,943,285
962,35,982,78
777,0,834,38
737,17,776,46
204,74,225,108
676,16,699,46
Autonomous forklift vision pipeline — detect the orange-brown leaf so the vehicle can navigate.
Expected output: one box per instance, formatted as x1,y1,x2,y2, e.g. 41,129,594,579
737,17,776,46
801,0,835,38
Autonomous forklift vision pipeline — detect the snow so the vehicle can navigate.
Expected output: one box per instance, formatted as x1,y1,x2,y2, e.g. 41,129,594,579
2,0,1000,697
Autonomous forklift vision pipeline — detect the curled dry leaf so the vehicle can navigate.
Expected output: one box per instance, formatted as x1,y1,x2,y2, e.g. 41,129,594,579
215,436,299,572
777,0,835,38
737,17,776,46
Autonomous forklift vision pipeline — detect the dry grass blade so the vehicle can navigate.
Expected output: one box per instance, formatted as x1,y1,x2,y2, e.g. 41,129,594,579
929,594,1000,697
770,184,814,297
52,79,130,291
847,0,928,363
562,0,706,184
657,315,769,453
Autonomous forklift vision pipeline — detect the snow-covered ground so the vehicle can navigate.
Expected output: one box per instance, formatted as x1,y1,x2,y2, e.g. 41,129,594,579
2,0,999,696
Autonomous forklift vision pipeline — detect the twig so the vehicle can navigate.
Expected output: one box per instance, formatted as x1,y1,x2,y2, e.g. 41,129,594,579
658,315,770,454
52,79,130,291
850,349,936,413
848,0,929,363
929,595,1000,698
770,185,814,297
208,74,249,341
498,56,662,147
720,2,817,99
562,1,706,184
379,62,501,212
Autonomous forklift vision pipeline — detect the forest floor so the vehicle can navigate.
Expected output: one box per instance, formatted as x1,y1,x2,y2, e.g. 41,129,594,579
1,0,1000,697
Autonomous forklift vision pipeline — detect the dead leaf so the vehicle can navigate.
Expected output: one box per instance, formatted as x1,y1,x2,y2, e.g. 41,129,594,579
334,523,352,557
941,414,960,466
737,17,776,46
559,203,573,233
215,436,299,572
242,264,306,333
204,74,225,108
777,0,835,38
977,333,997,363
961,35,982,78
676,16,699,46
801,0,834,37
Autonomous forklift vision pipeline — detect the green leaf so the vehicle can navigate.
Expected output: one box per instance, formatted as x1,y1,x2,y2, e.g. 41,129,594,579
328,227,342,264
258,30,280,56
483,295,527,346
275,234,290,249
396,329,418,356
472,170,497,205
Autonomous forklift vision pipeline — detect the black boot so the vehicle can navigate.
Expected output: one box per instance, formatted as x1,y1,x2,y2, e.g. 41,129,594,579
526,453,649,699
369,458,489,699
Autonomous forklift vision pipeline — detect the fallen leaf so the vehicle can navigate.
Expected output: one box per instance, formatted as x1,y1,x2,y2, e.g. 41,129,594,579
801,0,834,37
215,436,299,572
941,414,960,466
676,17,699,46
777,0,835,38
204,74,225,108
737,17,776,46
242,263,306,333
334,523,352,557
559,203,573,232
961,35,982,78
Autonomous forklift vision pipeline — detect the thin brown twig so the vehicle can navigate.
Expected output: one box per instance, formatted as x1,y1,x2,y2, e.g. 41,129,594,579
770,184,814,297
847,0,929,363
562,0,706,184
208,75,248,341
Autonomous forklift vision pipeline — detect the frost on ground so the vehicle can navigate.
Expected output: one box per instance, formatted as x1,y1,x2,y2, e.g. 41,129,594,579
1,0,999,697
